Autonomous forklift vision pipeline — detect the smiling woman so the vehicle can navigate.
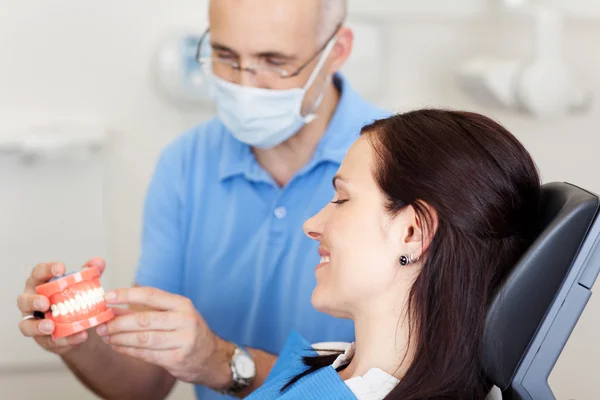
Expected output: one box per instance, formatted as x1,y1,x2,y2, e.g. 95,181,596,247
245,108,541,400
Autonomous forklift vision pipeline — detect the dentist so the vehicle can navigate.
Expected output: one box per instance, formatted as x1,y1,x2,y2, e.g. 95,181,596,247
17,0,389,399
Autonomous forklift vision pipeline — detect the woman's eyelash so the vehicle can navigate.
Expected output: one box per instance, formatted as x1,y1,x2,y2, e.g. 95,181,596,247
330,199,348,205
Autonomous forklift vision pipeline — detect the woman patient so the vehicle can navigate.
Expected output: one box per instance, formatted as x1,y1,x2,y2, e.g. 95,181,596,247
246,109,541,399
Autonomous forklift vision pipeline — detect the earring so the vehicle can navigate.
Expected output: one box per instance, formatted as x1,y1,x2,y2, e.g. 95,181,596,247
399,252,420,266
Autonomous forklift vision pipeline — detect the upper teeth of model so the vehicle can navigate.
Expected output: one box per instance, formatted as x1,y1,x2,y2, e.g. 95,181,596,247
320,256,331,263
50,287,105,317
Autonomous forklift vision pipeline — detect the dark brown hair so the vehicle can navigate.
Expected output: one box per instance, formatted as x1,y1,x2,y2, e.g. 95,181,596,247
283,109,541,399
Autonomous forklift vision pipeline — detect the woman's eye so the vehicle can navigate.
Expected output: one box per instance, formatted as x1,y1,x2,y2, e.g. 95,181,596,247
330,199,348,205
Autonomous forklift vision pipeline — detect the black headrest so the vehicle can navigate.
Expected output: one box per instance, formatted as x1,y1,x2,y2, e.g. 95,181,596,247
482,182,599,390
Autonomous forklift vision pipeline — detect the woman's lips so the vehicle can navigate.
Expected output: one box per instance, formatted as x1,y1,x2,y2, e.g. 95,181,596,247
316,246,331,271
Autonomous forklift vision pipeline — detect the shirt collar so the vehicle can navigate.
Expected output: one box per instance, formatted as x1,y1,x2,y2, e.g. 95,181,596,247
332,342,356,369
218,128,253,182
218,73,377,182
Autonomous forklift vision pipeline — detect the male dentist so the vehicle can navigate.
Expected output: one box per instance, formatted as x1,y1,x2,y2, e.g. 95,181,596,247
17,0,389,398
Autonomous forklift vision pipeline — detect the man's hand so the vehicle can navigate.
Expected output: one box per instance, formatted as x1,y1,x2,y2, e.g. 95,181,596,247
97,287,234,390
17,258,106,355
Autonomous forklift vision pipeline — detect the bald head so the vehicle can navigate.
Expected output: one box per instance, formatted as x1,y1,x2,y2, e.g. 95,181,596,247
207,0,352,89
209,0,346,43
318,0,347,41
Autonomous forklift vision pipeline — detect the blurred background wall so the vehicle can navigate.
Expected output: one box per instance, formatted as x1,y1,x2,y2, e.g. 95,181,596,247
1,0,598,398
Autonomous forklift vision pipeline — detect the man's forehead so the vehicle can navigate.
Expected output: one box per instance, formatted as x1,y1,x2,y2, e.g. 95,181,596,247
209,0,320,34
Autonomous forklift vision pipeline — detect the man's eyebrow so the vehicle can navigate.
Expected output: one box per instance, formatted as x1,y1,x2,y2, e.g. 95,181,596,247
211,42,237,54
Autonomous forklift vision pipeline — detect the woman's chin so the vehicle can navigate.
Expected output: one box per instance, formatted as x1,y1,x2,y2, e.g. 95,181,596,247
311,285,329,313
311,285,345,318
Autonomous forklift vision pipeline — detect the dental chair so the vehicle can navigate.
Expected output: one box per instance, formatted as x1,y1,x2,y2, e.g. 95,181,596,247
483,182,600,400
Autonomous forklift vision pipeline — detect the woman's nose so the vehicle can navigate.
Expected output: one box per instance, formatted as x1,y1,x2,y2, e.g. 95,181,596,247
303,211,324,240
306,230,320,240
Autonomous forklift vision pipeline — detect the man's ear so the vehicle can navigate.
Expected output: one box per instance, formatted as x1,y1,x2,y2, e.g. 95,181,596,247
327,26,353,74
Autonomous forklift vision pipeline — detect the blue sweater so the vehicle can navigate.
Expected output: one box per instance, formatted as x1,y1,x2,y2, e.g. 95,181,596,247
245,331,358,399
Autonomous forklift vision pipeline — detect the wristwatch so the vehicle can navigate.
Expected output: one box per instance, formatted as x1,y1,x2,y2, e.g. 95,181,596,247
224,345,256,394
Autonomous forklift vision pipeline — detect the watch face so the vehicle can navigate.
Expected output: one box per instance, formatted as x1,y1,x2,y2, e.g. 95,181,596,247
234,353,256,379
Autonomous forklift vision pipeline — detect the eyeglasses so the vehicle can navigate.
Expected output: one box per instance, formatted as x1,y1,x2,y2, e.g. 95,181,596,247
195,25,340,85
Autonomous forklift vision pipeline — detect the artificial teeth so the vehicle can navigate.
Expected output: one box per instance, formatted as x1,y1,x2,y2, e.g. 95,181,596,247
50,286,108,317
68,298,77,314
75,294,83,310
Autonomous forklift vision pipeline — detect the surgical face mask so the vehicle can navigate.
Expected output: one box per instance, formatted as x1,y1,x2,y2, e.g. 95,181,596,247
204,38,336,149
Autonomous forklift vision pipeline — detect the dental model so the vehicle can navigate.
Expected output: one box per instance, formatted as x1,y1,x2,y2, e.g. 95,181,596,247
35,266,114,339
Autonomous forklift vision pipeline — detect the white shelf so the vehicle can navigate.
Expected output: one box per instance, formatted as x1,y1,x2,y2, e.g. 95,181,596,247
348,0,486,18
348,0,600,19
0,121,107,162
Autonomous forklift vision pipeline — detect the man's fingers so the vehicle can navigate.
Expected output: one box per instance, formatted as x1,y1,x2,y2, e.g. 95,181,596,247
17,293,50,314
110,307,134,317
103,331,182,350
25,262,65,291
99,311,182,336
26,258,106,293
34,331,88,350
104,287,187,311
60,331,88,347
19,319,55,337
82,257,106,275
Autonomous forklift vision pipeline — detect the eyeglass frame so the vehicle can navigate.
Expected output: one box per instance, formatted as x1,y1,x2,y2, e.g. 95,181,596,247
194,24,342,80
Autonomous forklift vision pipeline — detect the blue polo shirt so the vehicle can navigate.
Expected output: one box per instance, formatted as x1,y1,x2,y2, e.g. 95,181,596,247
134,74,389,400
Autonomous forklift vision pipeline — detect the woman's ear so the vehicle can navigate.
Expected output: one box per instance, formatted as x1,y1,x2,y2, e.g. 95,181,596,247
401,201,439,257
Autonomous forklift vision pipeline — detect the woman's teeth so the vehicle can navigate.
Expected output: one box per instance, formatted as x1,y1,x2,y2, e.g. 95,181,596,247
320,256,331,263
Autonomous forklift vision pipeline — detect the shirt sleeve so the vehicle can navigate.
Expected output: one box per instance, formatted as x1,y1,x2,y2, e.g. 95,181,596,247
264,331,315,384
134,146,185,295
247,332,359,400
